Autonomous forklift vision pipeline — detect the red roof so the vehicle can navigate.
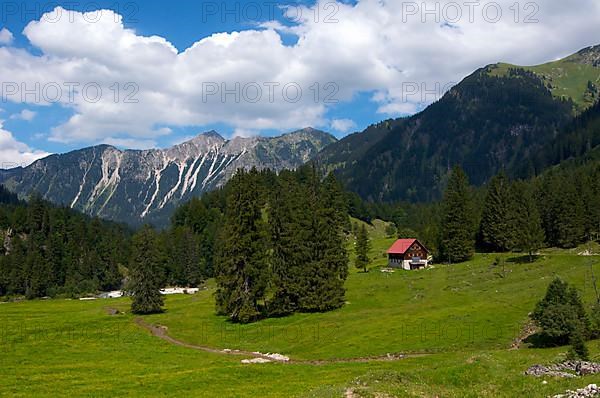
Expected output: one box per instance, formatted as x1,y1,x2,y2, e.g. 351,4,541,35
387,239,419,254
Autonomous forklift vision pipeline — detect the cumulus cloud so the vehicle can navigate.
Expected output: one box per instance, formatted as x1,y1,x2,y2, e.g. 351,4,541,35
0,28,13,45
0,1,599,145
330,118,357,133
10,109,37,121
0,122,51,168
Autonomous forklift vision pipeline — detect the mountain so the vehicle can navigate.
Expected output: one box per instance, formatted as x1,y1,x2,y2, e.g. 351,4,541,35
0,128,336,227
317,45,600,203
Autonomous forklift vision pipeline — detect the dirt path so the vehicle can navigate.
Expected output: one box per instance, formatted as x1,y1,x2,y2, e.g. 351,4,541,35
510,320,537,350
134,318,428,365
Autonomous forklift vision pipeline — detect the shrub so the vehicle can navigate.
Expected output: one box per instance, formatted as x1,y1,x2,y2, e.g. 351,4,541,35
531,277,591,346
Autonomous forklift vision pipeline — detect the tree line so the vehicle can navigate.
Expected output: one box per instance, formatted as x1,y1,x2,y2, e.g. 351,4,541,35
0,187,130,298
0,187,221,300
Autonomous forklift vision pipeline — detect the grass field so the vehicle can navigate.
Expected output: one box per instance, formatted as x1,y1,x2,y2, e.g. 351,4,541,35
1,227,599,397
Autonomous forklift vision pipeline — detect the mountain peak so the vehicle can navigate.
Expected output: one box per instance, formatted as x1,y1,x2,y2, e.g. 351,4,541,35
193,130,225,141
176,130,226,148
283,127,337,141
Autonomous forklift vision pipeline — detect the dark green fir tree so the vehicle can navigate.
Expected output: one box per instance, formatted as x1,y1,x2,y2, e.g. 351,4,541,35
214,169,270,323
479,172,517,252
128,225,165,315
440,166,475,263
513,181,545,262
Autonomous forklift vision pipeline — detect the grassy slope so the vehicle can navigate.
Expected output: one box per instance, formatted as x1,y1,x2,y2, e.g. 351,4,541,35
490,57,600,112
1,227,599,397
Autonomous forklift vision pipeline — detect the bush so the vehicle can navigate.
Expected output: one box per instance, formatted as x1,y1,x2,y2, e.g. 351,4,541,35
531,278,591,346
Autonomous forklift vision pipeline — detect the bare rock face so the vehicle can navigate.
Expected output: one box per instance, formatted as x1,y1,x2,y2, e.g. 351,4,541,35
0,128,336,227
573,45,600,67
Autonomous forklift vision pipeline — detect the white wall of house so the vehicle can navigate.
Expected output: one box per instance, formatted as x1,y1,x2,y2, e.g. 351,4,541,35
389,258,429,270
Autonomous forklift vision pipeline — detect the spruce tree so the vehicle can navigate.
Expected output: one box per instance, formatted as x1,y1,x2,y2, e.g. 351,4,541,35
440,166,475,263
214,169,270,323
513,182,545,262
355,224,371,273
479,172,517,252
299,170,348,311
557,181,586,248
128,225,165,315
269,171,306,316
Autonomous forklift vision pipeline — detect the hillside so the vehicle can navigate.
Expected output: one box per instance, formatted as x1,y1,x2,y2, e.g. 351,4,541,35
317,45,600,203
318,68,574,202
490,45,600,112
0,128,335,227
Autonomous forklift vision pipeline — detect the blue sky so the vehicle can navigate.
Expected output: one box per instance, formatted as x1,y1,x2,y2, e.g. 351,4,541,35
0,0,599,166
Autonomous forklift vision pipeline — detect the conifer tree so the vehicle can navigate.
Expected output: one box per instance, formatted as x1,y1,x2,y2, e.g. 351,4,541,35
299,170,348,311
440,166,475,263
479,172,517,252
214,169,269,323
269,171,306,316
128,225,165,314
557,182,586,248
355,224,371,272
513,182,545,261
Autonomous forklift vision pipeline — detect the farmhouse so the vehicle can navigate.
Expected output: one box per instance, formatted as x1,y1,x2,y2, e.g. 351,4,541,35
387,239,429,270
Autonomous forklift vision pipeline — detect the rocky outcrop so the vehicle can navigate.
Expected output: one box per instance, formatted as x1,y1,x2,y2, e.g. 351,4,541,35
525,361,600,378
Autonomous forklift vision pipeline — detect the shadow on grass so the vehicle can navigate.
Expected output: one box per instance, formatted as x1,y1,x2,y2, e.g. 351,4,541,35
523,332,568,348
507,255,541,264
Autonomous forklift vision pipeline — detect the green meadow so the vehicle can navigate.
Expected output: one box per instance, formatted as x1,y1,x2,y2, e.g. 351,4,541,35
491,58,600,112
1,227,599,397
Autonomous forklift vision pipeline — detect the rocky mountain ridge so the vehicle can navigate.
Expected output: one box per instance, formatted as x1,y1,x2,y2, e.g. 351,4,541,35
0,128,336,226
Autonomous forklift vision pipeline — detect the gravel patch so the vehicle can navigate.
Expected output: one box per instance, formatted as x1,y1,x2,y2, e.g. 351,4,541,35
525,361,600,378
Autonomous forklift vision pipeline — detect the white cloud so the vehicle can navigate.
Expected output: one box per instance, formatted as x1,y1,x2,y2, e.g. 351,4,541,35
0,28,13,45
330,118,357,133
0,1,598,145
232,128,258,138
377,102,419,116
101,137,157,149
0,122,51,168
10,109,37,121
